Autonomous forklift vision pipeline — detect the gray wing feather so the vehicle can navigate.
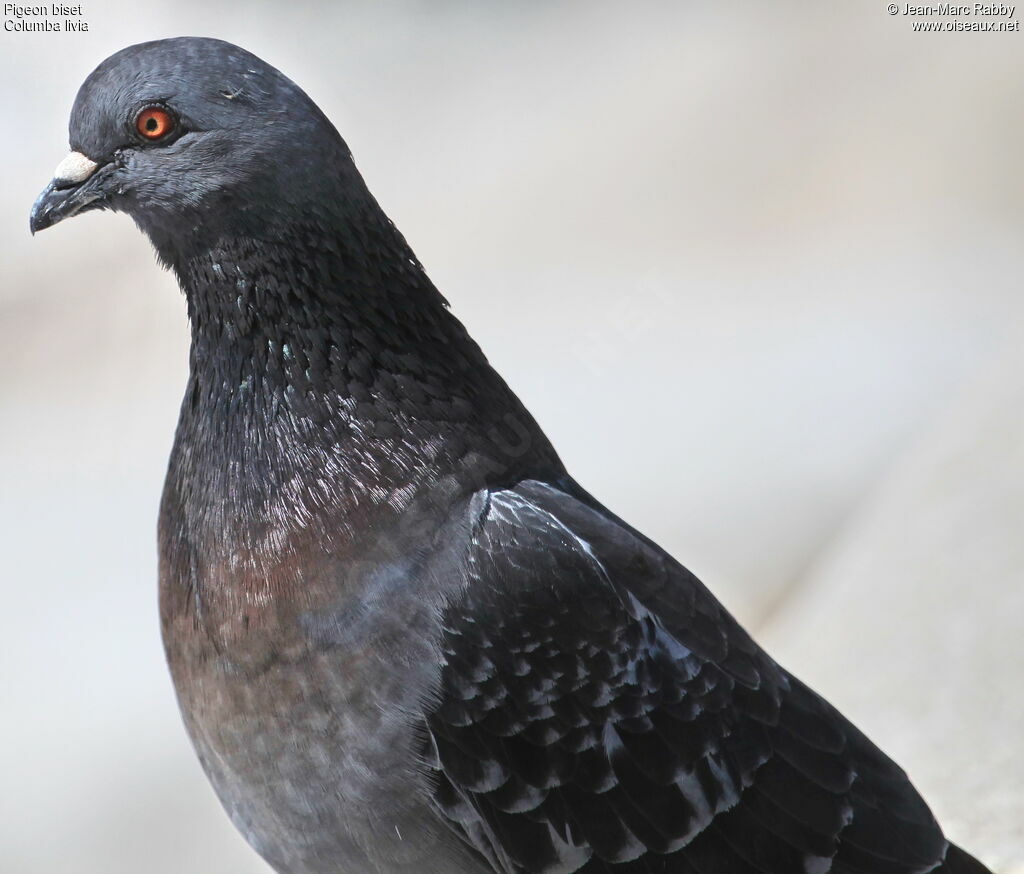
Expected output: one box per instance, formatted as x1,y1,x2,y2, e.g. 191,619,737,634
421,480,977,874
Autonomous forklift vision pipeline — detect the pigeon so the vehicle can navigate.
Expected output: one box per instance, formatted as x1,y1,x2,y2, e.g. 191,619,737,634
31,37,991,874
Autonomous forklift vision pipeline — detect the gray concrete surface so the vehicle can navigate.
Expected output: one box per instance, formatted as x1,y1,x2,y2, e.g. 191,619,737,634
1,2,1021,871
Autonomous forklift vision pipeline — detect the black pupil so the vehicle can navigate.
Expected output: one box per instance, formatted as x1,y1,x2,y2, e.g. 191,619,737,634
146,117,159,132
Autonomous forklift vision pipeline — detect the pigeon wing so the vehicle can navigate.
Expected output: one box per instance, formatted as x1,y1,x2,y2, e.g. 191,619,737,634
423,480,983,874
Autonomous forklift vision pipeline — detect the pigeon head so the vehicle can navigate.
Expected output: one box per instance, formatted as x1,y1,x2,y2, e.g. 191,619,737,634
29,37,356,261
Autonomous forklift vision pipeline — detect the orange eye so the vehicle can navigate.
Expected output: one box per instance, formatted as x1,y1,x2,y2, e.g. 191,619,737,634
136,106,175,140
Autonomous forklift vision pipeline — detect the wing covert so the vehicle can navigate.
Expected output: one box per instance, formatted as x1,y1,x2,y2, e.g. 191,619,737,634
421,480,962,874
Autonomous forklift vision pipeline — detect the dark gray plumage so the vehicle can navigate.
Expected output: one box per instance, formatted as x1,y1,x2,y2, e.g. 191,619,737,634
31,37,990,874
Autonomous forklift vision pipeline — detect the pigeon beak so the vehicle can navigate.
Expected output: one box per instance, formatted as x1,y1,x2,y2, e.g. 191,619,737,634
30,151,107,234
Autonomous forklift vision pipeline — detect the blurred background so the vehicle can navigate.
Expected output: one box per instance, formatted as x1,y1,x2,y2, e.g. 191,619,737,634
2,1,1022,871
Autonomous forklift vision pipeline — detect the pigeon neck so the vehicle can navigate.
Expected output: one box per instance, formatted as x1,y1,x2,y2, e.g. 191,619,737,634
166,218,563,556
175,221,506,430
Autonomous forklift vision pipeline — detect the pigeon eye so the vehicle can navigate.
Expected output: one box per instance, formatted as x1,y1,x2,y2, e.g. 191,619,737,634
135,106,175,141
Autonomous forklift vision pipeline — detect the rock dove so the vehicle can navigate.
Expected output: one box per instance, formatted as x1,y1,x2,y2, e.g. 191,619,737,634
31,37,991,874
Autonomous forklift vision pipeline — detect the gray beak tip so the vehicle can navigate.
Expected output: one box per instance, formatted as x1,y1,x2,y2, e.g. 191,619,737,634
29,182,58,236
